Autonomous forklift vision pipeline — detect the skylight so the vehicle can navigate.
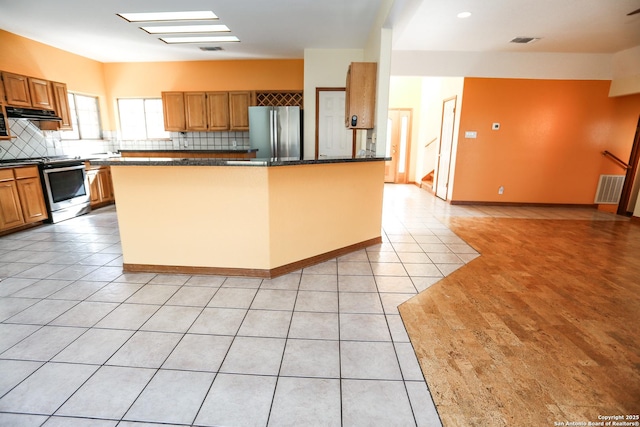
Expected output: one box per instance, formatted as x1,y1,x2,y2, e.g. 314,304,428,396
117,11,218,22
160,36,240,44
117,10,239,47
140,25,230,34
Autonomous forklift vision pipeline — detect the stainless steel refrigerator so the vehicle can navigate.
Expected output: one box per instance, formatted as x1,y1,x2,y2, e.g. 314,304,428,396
249,106,302,159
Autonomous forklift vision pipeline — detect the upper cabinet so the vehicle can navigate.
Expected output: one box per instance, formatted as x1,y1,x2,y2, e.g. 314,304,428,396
1,72,32,107
28,77,54,110
162,92,186,131
345,62,377,129
51,82,73,130
228,91,251,131
161,90,254,132
184,92,208,131
207,92,230,131
1,71,73,130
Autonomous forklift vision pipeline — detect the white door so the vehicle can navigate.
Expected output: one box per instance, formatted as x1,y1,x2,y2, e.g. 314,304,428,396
317,90,352,158
436,97,456,200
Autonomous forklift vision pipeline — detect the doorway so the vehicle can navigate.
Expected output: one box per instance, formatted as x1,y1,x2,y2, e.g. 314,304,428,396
385,109,412,183
435,97,457,200
316,88,354,159
617,115,640,216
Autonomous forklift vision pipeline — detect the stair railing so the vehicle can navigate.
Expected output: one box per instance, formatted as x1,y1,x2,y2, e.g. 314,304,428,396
602,150,630,170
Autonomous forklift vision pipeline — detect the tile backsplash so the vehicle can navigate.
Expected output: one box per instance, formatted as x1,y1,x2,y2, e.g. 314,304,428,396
0,119,250,160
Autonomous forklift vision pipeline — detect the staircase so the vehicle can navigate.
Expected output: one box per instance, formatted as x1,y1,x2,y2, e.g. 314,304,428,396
420,170,435,193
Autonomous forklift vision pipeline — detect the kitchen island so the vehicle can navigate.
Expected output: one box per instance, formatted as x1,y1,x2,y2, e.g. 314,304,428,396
90,156,386,278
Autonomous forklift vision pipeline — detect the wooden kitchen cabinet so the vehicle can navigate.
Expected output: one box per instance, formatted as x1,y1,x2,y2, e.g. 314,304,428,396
51,82,73,130
0,169,25,231
0,166,48,233
345,62,377,129
14,166,48,224
207,92,230,131
184,92,208,131
86,165,114,208
229,91,252,131
1,72,32,108
28,77,54,110
162,92,186,131
0,105,10,140
0,79,5,105
161,90,253,132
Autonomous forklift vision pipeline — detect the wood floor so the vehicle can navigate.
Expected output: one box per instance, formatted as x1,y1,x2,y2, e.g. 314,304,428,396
399,217,640,426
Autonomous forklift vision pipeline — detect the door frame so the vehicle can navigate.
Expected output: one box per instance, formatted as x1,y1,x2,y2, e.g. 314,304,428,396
386,108,413,184
315,87,355,160
618,115,640,215
435,96,457,200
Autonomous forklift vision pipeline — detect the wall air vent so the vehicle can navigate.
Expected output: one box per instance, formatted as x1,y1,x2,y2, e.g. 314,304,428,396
594,175,625,204
199,46,224,51
510,37,540,44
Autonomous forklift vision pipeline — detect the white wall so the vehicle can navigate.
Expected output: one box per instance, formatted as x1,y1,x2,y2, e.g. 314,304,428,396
610,46,640,96
391,51,613,80
303,49,364,159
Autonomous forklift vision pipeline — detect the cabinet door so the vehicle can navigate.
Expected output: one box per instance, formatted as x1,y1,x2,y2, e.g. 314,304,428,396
1,72,32,107
185,92,208,131
51,82,73,130
0,169,25,230
28,78,54,110
0,79,5,105
86,169,100,205
207,92,229,131
14,166,48,224
162,92,185,131
229,91,252,131
345,62,377,129
16,177,48,223
0,105,11,140
97,168,114,202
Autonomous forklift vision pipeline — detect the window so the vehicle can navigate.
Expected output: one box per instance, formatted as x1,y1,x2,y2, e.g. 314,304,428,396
61,93,102,140
118,98,169,140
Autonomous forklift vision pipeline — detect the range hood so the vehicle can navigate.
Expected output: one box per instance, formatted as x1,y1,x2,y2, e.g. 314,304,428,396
5,106,62,121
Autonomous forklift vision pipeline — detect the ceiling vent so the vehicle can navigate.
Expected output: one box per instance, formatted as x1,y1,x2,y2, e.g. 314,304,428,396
199,46,224,51
510,37,540,44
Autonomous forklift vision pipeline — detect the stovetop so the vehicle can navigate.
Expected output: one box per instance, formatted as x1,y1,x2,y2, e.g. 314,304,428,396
0,155,84,165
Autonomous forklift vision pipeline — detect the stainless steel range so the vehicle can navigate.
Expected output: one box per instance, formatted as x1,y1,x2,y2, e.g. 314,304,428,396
3,156,91,223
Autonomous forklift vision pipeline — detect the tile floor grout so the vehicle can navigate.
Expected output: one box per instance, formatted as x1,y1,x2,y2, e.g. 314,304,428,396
0,184,625,426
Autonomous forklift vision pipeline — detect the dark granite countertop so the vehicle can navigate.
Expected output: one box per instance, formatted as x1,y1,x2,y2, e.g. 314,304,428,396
89,156,389,167
118,149,258,154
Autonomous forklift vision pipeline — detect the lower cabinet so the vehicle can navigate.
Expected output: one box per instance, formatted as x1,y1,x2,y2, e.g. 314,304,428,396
0,166,48,233
86,165,114,208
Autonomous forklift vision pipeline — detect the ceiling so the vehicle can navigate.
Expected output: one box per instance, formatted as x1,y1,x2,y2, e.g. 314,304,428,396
0,0,639,63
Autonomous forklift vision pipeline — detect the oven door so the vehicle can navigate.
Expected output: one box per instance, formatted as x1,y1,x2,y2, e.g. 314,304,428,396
42,164,91,222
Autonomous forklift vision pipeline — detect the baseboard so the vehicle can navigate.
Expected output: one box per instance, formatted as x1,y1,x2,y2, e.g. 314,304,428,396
449,201,599,209
631,216,640,224
123,236,382,279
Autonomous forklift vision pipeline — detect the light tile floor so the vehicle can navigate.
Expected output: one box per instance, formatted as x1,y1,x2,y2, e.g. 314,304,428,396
0,184,624,427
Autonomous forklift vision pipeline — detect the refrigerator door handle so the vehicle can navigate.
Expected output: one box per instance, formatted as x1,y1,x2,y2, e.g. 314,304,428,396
273,108,279,158
270,109,276,158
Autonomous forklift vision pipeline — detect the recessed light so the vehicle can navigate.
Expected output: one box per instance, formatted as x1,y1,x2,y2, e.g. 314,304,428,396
160,35,240,44
510,37,541,44
141,24,230,34
457,11,472,18
117,11,218,22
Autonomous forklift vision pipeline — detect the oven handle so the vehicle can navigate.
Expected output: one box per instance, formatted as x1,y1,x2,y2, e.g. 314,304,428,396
42,164,86,173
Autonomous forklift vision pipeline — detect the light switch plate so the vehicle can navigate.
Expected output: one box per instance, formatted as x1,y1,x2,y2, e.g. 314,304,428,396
465,131,478,139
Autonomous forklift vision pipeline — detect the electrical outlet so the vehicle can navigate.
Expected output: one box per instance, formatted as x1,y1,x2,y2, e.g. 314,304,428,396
232,140,237,147
498,186,504,195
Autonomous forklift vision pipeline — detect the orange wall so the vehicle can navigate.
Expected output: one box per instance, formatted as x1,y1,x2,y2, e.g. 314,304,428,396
0,30,109,124
1,31,304,131
452,78,640,204
103,59,303,129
